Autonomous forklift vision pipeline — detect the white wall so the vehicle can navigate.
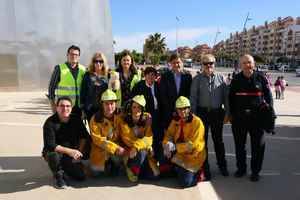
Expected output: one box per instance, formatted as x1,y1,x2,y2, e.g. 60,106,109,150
0,0,114,90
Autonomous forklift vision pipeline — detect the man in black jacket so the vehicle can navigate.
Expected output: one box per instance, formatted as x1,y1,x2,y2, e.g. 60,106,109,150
42,97,89,189
158,54,192,130
229,54,273,182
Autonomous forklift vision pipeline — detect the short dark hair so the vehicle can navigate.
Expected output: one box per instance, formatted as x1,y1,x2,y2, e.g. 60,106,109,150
56,96,72,106
169,54,180,62
67,45,81,55
144,66,157,75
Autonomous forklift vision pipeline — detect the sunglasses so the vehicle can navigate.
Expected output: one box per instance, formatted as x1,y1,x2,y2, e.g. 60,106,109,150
94,60,104,64
203,62,214,66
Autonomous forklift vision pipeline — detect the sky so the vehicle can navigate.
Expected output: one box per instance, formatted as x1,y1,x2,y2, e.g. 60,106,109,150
110,0,300,52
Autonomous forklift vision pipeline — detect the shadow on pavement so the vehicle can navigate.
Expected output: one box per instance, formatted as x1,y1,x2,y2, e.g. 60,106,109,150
0,97,51,115
0,156,180,193
206,124,300,200
0,156,51,193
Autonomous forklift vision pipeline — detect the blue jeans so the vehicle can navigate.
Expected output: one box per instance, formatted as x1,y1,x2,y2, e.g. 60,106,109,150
174,165,198,188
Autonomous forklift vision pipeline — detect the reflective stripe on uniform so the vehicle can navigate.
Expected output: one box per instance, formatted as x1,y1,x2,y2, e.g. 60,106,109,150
235,92,263,96
57,86,77,90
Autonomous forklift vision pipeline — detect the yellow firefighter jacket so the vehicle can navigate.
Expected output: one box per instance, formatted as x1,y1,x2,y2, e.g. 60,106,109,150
163,114,206,173
89,114,123,170
119,112,160,176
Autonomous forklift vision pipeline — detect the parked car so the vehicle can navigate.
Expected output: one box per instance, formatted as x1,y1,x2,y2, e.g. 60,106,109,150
257,64,269,72
183,59,193,68
278,65,291,72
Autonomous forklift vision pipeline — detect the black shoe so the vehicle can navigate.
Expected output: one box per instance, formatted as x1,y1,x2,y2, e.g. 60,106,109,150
54,176,67,189
250,173,260,182
220,167,229,177
204,170,212,181
54,170,67,189
234,170,246,178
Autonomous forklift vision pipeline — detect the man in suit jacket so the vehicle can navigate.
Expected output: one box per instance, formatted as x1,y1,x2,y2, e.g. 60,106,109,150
158,54,192,130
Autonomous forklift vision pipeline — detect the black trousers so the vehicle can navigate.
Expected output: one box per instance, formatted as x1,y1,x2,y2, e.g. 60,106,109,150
45,152,86,181
232,122,265,174
197,107,227,173
151,109,164,162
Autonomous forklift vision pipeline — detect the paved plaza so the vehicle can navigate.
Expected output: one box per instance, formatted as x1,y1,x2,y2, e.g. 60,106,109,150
0,87,299,200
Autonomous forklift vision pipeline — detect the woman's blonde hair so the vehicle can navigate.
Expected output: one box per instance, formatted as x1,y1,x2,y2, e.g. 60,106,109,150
88,52,109,77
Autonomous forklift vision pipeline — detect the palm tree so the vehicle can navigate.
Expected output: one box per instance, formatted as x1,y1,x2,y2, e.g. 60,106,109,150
144,33,167,64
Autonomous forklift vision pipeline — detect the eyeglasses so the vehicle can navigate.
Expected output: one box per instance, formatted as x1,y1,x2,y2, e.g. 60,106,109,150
94,60,104,64
58,105,72,108
69,53,80,57
203,62,214,66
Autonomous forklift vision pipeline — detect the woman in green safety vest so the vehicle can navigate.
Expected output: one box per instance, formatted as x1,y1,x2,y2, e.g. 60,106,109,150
109,50,141,107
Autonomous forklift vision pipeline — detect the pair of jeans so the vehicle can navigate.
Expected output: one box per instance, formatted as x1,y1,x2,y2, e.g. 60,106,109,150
174,165,198,188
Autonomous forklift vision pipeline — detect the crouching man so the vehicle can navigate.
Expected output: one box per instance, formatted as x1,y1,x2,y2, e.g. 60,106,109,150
42,96,90,189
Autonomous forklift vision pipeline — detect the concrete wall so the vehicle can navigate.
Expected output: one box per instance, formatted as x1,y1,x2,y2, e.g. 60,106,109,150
0,0,114,90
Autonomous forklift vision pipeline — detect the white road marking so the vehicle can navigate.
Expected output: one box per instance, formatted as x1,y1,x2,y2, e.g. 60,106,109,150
208,151,251,158
223,134,300,141
260,172,281,176
0,169,25,173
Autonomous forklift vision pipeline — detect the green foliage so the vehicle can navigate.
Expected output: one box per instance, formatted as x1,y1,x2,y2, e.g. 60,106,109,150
150,54,160,65
131,50,144,64
144,33,167,64
114,49,144,66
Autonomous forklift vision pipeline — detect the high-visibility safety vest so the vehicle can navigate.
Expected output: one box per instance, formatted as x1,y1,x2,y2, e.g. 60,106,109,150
112,70,141,107
55,63,86,107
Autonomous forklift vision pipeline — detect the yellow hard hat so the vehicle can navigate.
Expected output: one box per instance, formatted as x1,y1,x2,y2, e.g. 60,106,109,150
175,96,190,108
132,95,146,107
101,89,117,101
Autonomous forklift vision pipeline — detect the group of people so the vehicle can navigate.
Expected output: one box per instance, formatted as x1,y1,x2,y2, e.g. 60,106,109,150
274,76,287,99
43,45,275,189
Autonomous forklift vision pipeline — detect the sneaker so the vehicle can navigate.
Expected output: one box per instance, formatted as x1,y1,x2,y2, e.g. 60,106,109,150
219,167,229,177
250,173,260,182
54,176,67,189
234,169,246,178
53,170,67,189
126,167,138,182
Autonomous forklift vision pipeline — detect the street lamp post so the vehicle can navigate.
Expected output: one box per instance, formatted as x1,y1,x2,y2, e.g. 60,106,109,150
240,12,252,55
176,16,180,55
213,29,221,47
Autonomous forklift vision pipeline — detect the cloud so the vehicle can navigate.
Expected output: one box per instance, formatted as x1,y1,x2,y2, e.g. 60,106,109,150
113,27,227,52
113,32,149,53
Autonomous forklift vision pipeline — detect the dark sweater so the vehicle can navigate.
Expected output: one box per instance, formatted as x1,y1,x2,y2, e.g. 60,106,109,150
42,113,89,153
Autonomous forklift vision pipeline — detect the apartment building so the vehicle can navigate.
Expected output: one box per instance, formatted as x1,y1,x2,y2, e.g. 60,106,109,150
214,16,300,66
